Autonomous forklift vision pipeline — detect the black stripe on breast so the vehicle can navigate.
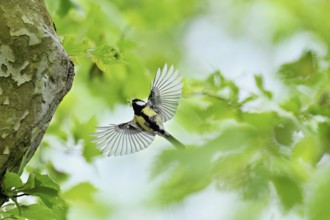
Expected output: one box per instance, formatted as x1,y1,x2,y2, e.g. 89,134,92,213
140,112,165,135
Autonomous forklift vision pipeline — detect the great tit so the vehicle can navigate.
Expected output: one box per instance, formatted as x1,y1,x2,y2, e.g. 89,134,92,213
93,64,185,156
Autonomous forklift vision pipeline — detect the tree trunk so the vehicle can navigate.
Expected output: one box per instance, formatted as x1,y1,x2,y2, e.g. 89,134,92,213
0,0,74,205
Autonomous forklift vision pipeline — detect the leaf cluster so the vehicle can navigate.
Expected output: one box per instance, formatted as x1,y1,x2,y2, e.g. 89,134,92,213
1,172,67,220
151,50,330,219
20,0,330,219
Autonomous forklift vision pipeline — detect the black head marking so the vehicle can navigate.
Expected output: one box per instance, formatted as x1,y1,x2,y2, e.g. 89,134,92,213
132,99,146,115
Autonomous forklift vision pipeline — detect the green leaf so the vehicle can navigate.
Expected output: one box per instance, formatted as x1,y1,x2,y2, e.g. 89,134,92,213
72,117,97,143
117,38,137,51
152,148,212,204
273,118,296,146
176,102,205,132
62,183,110,218
278,51,318,85
254,75,273,99
33,173,60,192
82,141,100,163
204,70,240,103
5,204,57,220
20,173,66,208
62,36,90,57
207,123,258,152
205,98,238,121
21,172,36,190
318,121,330,153
46,120,68,141
205,70,225,90
3,172,23,192
57,0,76,17
90,44,122,71
254,75,263,89
307,167,330,220
292,136,321,165
280,96,302,114
46,163,69,184
243,112,280,134
231,200,265,220
71,117,100,162
2,172,68,220
213,150,270,200
240,94,258,105
272,175,303,210
63,182,97,202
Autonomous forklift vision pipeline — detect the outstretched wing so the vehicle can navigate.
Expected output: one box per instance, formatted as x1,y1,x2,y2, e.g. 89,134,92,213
147,64,183,122
92,121,155,156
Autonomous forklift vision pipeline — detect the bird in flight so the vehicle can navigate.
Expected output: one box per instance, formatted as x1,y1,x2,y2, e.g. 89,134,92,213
93,64,185,156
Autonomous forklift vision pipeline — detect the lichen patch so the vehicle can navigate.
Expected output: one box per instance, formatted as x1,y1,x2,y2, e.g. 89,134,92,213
13,110,30,131
0,44,33,86
1,132,8,139
3,97,10,105
10,27,41,46
0,44,15,78
21,15,34,25
3,146,10,154
11,61,32,86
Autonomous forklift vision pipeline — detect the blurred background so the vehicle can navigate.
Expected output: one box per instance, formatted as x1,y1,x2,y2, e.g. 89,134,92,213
13,0,330,219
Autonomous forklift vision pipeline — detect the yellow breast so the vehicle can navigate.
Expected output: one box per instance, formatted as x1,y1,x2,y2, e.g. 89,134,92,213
133,105,163,133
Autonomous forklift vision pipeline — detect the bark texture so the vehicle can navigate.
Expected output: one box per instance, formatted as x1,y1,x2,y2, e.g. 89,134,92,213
0,0,74,205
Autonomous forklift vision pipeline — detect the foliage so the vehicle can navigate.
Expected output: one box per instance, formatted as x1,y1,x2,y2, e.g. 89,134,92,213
0,172,67,220
4,0,330,219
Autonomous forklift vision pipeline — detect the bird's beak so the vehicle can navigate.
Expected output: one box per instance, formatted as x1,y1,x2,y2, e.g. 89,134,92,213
127,99,132,107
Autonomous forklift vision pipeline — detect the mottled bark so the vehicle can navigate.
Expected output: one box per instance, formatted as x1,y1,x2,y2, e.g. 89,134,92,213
0,0,74,205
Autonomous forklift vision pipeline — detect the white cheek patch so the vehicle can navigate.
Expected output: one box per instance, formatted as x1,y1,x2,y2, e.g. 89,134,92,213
136,101,145,106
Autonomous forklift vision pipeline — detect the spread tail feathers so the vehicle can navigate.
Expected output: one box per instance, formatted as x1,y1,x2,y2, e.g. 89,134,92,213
164,133,185,149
